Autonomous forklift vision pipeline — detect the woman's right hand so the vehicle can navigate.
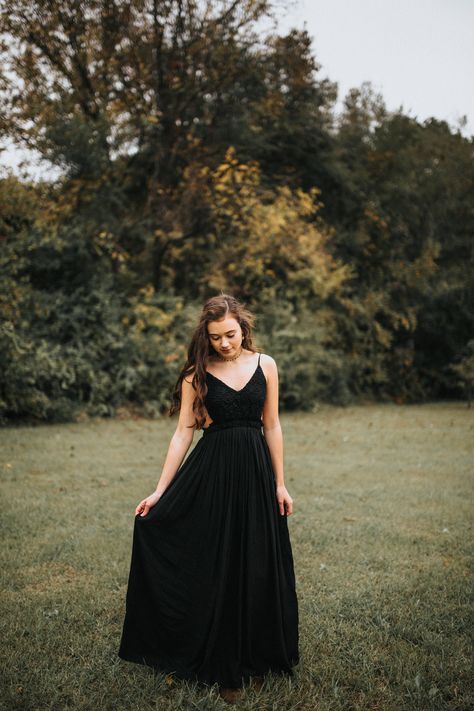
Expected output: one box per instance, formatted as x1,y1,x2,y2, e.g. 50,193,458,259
135,490,162,517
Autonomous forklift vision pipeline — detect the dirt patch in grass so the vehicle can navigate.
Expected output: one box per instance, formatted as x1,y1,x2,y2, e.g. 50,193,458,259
20,562,95,595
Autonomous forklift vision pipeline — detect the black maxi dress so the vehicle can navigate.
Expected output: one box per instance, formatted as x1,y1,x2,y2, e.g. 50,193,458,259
118,353,299,688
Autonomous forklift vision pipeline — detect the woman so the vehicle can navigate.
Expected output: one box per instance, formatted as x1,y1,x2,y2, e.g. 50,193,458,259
118,294,299,702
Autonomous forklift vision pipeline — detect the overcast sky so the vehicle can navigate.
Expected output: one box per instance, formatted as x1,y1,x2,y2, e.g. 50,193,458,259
2,0,473,179
278,0,473,133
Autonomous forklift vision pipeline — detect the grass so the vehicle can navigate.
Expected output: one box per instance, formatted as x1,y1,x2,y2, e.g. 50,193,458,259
0,402,472,711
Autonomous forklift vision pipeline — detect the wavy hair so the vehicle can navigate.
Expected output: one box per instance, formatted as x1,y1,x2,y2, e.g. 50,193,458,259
169,294,258,429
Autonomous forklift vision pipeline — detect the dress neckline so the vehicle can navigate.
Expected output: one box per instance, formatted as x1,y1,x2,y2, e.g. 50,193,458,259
206,358,262,394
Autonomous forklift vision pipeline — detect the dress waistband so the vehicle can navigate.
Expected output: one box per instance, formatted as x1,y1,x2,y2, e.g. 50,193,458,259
202,419,263,436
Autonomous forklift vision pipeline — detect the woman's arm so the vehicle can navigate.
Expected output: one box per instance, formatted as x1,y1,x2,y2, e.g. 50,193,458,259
136,372,197,516
261,356,294,516
154,373,197,496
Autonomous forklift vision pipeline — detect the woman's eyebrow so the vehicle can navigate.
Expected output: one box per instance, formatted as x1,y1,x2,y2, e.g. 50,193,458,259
208,329,236,336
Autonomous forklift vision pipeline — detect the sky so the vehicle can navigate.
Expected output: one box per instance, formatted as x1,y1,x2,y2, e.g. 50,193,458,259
2,0,473,179
277,0,473,133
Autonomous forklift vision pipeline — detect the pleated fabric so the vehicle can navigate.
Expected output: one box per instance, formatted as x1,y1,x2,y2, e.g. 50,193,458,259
118,353,299,688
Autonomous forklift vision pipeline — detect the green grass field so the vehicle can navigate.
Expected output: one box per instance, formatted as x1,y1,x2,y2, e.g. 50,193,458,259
1,403,472,711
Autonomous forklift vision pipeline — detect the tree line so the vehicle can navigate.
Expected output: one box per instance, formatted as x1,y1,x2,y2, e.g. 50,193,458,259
0,0,472,422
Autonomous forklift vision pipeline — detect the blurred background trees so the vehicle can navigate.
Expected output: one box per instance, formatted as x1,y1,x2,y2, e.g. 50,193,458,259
1,0,472,421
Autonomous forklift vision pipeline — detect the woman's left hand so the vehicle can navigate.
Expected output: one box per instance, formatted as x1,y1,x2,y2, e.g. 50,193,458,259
276,485,293,516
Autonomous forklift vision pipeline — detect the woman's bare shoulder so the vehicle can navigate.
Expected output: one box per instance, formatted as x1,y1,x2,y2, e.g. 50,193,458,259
258,353,278,383
259,352,277,367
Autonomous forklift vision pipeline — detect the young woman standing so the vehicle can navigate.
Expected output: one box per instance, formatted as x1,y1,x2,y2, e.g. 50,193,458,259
118,294,299,702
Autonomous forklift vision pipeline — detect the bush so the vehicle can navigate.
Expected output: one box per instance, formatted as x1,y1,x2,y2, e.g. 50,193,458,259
257,300,353,409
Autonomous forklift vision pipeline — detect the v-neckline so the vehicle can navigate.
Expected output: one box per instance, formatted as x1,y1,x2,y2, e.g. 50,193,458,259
206,361,261,394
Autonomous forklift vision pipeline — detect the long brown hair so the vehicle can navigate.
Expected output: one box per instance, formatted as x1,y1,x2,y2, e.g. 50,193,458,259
169,294,258,429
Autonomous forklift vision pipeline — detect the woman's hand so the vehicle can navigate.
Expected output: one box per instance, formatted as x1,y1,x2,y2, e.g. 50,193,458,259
276,485,294,516
135,491,162,517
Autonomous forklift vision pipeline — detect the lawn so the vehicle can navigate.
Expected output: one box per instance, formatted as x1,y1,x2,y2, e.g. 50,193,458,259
1,403,472,710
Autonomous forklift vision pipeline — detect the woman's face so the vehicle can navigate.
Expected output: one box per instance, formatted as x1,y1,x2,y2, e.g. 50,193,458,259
207,316,243,357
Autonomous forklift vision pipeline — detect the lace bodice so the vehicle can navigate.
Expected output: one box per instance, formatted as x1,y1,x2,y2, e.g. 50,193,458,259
204,352,266,426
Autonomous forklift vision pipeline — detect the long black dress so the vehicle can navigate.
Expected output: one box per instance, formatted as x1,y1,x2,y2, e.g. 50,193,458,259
118,352,299,688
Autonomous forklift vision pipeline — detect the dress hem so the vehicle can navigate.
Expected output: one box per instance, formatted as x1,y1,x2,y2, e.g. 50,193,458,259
117,649,299,689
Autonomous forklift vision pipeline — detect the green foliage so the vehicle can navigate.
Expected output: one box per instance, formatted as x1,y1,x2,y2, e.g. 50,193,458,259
325,90,474,402
0,200,193,421
0,2,472,420
0,281,194,423
257,301,353,408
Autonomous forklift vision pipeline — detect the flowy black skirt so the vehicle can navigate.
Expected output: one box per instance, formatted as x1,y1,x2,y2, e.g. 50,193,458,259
118,358,299,688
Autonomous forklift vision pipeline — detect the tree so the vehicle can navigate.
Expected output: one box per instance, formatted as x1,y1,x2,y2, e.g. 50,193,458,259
1,1,340,289
326,86,474,400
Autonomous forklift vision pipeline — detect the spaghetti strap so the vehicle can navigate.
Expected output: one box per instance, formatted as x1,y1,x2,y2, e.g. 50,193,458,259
258,352,261,366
